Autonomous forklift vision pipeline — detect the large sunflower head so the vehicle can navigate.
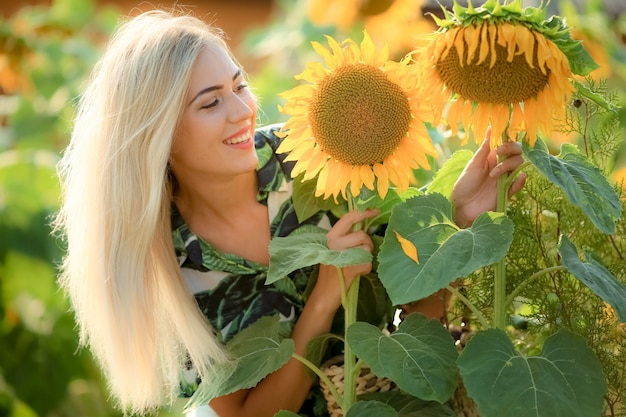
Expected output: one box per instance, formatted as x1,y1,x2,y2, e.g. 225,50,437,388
276,30,437,200
415,0,599,147
307,0,433,57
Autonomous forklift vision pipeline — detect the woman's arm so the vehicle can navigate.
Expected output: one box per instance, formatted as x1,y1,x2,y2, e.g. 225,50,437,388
209,209,379,417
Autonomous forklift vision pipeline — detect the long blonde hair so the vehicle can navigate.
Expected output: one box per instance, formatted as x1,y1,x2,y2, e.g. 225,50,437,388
54,10,229,414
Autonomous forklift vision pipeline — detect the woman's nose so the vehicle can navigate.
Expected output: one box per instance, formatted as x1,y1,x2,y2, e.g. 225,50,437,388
228,93,254,122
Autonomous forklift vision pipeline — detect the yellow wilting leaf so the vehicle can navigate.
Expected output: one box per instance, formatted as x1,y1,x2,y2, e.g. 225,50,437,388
394,230,419,264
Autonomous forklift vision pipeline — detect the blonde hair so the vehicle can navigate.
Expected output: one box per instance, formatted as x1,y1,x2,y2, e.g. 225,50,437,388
53,10,230,414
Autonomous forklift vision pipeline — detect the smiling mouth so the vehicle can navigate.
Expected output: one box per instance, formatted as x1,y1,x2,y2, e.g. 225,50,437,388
223,131,250,145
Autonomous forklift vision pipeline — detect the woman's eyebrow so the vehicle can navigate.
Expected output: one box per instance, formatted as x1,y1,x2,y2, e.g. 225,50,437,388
189,69,243,105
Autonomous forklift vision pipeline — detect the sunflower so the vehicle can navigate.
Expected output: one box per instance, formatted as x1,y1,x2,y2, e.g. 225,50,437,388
415,0,598,147
307,0,434,57
276,31,436,200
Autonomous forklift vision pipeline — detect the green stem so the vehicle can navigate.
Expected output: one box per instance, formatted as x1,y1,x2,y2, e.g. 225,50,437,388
342,274,360,412
292,352,344,409
504,161,531,190
493,133,509,330
340,195,362,413
504,266,567,308
446,285,490,329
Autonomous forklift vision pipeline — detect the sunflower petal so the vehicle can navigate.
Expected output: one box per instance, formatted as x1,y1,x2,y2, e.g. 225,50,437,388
394,230,419,264
472,102,491,146
488,23,498,68
360,164,375,190
447,98,464,137
373,163,389,199
465,24,481,64
534,32,551,75
477,23,490,65
454,26,467,66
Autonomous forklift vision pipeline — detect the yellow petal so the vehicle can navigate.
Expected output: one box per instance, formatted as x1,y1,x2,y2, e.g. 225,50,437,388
447,98,464,137
349,165,364,197
472,103,491,146
311,40,336,69
461,100,474,136
488,23,498,68
516,25,535,69
302,149,327,181
360,164,375,190
477,23,490,65
534,32,550,75
499,23,516,62
373,163,389,199
326,35,347,66
464,24,481,64
454,26,467,67
489,103,510,144
394,230,419,264
296,62,329,83
509,102,524,137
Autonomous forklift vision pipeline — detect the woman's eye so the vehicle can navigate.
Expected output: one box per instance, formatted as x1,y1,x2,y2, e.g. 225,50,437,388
236,83,248,92
201,99,219,109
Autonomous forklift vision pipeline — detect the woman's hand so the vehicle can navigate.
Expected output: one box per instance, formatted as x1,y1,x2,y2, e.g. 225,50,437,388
452,132,526,228
309,208,379,312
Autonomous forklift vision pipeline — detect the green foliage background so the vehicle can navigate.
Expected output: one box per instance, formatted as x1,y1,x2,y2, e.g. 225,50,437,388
0,0,625,416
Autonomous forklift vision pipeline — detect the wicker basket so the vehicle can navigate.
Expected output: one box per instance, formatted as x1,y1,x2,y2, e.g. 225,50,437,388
319,356,396,417
319,344,481,417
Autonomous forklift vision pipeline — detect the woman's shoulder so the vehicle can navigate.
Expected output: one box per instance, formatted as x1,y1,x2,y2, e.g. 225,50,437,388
254,123,285,152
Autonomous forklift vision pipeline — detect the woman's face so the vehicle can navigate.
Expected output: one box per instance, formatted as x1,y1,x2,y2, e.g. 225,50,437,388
170,45,258,183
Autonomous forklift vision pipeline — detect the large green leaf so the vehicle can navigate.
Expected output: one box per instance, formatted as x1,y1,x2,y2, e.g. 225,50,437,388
292,175,343,222
426,149,473,199
457,328,607,417
558,235,626,322
360,391,457,416
266,232,372,284
523,139,621,234
345,400,398,417
377,194,513,305
347,314,459,403
185,316,294,412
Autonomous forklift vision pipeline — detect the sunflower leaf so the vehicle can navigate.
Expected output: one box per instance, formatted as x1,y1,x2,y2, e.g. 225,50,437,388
523,138,621,234
558,235,626,322
266,232,372,284
377,193,513,305
426,149,473,199
345,401,398,417
347,313,459,403
185,316,294,412
458,328,607,417
292,174,344,222
359,391,457,416
572,79,618,113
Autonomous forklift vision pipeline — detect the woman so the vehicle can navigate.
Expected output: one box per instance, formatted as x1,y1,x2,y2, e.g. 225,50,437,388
53,9,525,417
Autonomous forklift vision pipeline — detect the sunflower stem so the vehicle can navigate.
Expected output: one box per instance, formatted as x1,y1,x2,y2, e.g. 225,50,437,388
493,132,509,330
341,196,360,413
342,274,360,412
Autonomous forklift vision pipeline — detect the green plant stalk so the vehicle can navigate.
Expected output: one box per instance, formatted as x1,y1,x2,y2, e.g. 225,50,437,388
493,132,510,330
447,285,490,329
292,352,344,408
504,266,567,308
339,196,365,412
342,275,360,412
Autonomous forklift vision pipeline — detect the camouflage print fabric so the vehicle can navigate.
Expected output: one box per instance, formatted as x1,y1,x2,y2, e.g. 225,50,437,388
172,124,332,415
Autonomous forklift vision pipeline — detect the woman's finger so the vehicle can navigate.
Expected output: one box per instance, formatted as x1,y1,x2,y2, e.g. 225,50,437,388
490,154,524,177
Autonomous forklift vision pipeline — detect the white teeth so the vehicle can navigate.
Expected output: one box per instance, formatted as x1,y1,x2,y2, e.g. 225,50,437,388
224,132,250,144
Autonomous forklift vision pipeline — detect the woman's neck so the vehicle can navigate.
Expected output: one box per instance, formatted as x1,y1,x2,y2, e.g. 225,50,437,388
173,170,271,265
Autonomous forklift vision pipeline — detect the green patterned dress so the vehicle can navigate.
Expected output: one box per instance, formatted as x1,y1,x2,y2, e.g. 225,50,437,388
172,124,333,416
